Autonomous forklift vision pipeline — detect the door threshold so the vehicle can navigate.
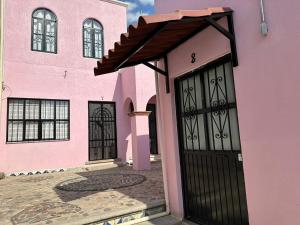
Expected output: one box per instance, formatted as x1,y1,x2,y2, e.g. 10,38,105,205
182,220,199,225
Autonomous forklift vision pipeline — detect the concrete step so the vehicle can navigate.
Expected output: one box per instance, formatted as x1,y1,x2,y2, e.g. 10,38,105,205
181,220,198,225
135,215,182,225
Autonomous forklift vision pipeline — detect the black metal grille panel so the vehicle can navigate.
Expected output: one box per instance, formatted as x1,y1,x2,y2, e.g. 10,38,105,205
32,8,57,53
7,98,69,142
83,19,104,59
175,56,249,225
88,102,117,161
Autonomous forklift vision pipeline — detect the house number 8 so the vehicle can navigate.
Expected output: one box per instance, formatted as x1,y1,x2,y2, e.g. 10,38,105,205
191,53,196,63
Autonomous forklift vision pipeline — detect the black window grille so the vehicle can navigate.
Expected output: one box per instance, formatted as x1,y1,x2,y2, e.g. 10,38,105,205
32,8,57,53
83,18,104,58
7,98,70,142
178,58,241,151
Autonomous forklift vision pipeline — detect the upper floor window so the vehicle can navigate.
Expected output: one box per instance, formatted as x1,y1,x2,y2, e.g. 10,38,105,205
83,19,104,58
32,8,57,53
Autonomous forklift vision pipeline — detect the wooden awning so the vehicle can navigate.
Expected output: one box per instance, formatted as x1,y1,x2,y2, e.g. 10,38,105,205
94,7,237,77
94,7,238,93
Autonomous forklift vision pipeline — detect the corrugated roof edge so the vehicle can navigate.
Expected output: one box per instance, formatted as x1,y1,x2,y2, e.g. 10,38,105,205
99,0,128,7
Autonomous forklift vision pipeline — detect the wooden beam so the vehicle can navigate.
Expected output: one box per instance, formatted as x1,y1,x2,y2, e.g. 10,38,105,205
143,62,167,76
204,17,234,40
115,22,169,70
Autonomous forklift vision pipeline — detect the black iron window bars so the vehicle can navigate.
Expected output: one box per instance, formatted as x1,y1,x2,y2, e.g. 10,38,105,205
7,98,70,142
32,8,57,53
177,56,241,152
83,19,104,59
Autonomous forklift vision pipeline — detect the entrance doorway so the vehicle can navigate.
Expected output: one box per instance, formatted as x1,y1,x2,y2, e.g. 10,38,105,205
175,56,249,225
147,103,158,155
88,101,117,161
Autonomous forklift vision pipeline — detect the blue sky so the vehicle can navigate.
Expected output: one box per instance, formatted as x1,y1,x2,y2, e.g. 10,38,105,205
123,0,155,25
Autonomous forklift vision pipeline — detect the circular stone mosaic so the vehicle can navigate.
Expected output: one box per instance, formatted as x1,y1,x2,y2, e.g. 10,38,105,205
56,174,146,192
11,202,81,225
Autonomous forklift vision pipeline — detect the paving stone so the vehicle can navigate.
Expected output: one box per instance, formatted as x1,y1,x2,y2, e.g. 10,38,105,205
0,162,165,225
136,215,182,225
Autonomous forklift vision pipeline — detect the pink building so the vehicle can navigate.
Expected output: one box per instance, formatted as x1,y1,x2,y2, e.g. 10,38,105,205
94,0,300,225
0,0,158,174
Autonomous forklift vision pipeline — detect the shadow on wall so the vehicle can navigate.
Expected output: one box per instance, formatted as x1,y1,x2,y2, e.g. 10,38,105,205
112,74,131,162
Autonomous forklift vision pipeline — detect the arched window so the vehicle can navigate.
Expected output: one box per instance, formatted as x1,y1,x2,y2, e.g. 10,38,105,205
32,8,57,53
83,19,104,58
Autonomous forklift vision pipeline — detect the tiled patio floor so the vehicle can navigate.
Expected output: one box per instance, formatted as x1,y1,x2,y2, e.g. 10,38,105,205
0,161,165,225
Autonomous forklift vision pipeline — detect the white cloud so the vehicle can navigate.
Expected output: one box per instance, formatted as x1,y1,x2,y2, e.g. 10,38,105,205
127,2,138,12
127,10,150,24
137,0,154,6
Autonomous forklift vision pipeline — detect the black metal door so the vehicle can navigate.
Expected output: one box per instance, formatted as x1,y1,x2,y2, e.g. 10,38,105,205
175,56,249,225
88,102,117,161
147,104,158,154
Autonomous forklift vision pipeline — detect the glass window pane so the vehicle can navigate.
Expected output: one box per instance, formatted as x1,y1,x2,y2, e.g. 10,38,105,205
7,121,23,142
25,100,39,120
56,101,69,120
84,29,92,57
93,21,102,29
32,34,43,51
204,68,220,108
102,103,114,121
94,31,103,58
33,10,44,19
215,64,227,104
45,21,55,36
56,121,69,140
25,121,39,140
84,20,93,28
33,19,43,34
45,36,55,52
45,11,56,21
42,121,54,139
41,100,54,119
182,114,206,151
8,99,24,120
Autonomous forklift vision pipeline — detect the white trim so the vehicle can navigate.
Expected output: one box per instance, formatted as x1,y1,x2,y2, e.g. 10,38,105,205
99,0,128,7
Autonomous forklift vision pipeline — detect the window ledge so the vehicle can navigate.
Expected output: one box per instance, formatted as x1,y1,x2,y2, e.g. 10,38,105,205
6,139,70,144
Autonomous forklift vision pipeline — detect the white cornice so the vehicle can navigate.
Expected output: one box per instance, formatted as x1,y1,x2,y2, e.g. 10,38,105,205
99,0,128,7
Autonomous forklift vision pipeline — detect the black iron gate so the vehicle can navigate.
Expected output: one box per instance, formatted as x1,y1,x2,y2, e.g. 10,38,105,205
88,101,117,161
147,104,158,154
175,55,249,225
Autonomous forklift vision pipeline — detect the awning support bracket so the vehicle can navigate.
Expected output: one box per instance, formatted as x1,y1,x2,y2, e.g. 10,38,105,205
143,62,167,76
205,13,238,66
116,22,169,70
142,55,170,94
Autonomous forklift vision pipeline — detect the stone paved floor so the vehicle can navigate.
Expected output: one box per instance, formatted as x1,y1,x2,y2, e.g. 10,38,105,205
0,162,165,225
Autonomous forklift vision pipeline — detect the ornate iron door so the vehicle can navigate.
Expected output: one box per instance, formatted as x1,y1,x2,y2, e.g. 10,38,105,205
175,56,249,225
147,104,158,154
88,102,117,161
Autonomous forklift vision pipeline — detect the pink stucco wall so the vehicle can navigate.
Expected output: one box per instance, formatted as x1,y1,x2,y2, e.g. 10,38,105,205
0,0,156,173
120,64,157,168
156,1,300,225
